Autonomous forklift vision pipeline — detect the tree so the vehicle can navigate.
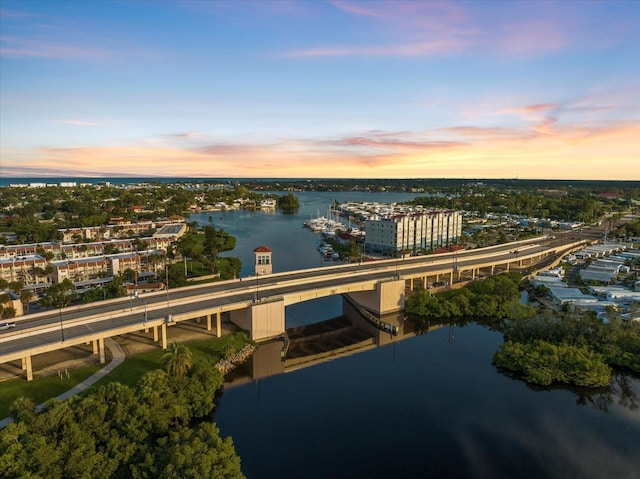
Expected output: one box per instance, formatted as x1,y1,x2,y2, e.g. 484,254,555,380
143,422,245,479
8,396,36,424
20,290,34,313
8,281,24,294
203,225,218,261
162,343,193,379
0,293,16,319
41,278,77,310
278,193,300,212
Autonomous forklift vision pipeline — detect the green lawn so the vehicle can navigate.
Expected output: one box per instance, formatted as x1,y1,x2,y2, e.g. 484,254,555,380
88,333,252,391
1,332,252,418
0,365,104,418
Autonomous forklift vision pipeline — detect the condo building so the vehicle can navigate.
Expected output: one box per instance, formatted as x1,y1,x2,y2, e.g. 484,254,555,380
364,210,462,255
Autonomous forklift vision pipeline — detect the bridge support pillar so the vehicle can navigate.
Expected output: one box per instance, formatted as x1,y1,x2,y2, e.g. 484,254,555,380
230,299,285,341
98,338,105,364
216,313,221,338
92,339,98,355
207,314,212,331
153,325,159,342
161,322,167,349
25,355,33,381
21,357,27,370
347,278,405,315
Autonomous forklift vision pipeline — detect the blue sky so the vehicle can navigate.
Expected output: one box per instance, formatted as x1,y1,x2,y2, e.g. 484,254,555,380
1,0,638,179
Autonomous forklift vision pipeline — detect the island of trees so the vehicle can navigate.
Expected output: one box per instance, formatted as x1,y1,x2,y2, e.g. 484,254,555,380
405,273,640,388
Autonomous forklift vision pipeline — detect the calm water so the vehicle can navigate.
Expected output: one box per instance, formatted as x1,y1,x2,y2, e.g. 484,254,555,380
190,191,419,278
189,192,640,479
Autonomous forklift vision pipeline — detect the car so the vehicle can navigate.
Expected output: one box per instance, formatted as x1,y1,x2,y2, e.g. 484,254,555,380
0,321,16,331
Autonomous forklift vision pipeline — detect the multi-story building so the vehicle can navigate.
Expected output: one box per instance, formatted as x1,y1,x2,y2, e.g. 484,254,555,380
365,210,462,255
57,221,185,243
51,250,166,286
0,236,177,261
0,255,51,290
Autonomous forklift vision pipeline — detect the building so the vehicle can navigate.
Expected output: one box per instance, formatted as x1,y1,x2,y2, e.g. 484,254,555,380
254,246,273,275
0,255,50,290
364,210,462,255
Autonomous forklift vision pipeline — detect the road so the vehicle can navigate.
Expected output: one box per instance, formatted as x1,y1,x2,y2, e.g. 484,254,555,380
0,234,592,363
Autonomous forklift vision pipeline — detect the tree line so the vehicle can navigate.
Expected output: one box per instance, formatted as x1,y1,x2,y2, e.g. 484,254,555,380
0,343,246,478
405,273,640,388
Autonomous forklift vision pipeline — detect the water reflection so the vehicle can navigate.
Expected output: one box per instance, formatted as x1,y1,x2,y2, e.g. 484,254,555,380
411,312,640,415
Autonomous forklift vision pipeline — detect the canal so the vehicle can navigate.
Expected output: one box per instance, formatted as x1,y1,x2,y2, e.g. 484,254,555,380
189,192,640,479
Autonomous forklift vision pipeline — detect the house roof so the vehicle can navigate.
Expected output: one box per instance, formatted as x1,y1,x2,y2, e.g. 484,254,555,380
254,246,272,253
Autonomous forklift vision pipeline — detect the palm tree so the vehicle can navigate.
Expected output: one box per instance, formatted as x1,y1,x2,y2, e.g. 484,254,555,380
20,290,34,313
162,342,193,379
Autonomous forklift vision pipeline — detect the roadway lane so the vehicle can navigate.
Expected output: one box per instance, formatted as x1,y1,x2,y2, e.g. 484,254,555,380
1,235,591,362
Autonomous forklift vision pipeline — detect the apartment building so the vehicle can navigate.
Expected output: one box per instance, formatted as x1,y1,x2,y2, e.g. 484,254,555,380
365,210,462,255
51,250,165,285
0,255,50,289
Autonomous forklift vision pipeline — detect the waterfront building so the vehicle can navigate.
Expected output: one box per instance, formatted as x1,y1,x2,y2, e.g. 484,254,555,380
254,246,272,275
364,210,462,255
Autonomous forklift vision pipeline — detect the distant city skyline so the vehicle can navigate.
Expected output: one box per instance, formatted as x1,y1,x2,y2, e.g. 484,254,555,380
1,0,638,180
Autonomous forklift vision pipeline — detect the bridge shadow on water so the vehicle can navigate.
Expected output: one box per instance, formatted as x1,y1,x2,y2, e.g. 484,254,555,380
224,299,442,388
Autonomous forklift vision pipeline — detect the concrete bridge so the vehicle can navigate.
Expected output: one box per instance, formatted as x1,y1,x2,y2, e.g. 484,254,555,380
0,235,588,380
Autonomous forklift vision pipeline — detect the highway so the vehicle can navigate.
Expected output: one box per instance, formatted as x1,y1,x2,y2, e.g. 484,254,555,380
0,233,592,364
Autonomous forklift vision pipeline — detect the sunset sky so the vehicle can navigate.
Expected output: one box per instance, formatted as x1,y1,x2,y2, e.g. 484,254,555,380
1,0,638,180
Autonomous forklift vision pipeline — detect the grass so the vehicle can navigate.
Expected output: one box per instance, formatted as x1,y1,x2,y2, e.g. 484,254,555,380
0,332,254,418
86,333,252,391
0,364,104,418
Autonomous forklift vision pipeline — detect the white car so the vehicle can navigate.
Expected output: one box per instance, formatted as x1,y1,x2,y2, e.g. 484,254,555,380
0,321,16,331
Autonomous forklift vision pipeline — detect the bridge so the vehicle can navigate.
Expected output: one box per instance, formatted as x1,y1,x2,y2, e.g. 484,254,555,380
0,235,589,380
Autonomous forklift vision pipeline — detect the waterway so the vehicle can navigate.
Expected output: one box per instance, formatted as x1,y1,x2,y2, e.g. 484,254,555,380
190,192,640,479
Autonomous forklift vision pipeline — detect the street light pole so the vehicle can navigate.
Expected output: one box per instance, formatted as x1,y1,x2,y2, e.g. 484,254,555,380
58,307,65,342
165,264,170,311
255,273,259,302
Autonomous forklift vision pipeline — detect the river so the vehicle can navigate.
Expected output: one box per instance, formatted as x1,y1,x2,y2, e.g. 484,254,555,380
189,192,640,479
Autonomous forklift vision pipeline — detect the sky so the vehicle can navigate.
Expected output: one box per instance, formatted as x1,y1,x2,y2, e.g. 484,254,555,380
0,0,639,180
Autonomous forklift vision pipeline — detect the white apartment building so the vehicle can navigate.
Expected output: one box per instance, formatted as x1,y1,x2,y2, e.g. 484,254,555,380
365,210,462,255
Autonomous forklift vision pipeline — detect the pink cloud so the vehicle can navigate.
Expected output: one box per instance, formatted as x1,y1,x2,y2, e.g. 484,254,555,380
497,20,568,56
330,0,386,18
2,118,638,180
284,39,469,58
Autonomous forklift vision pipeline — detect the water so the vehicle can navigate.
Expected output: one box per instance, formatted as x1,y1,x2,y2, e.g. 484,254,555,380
199,192,640,479
189,191,418,278
216,326,639,479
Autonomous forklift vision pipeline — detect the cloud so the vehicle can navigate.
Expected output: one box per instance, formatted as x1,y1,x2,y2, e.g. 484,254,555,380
283,39,468,58
497,20,568,56
280,1,633,60
54,120,99,126
2,115,638,181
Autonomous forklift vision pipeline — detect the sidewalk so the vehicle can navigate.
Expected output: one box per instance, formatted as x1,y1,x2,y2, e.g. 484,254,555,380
0,338,126,429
